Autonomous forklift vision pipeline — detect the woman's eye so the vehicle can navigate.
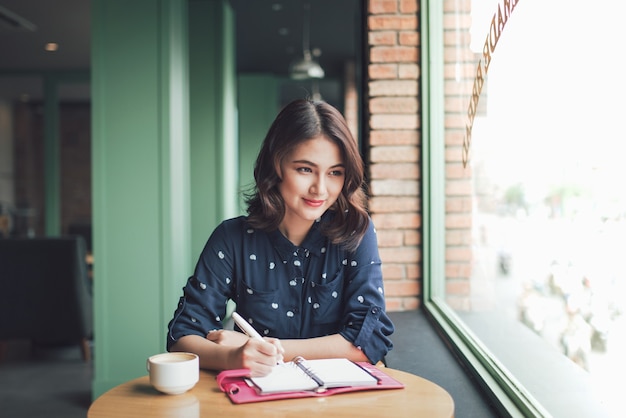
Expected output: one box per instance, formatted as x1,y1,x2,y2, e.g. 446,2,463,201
330,170,344,177
297,167,313,173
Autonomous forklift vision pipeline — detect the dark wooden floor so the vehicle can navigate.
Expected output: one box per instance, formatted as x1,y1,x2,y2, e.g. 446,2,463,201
0,340,92,418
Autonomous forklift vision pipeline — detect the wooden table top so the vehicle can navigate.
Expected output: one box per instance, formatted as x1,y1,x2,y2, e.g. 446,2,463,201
88,366,455,418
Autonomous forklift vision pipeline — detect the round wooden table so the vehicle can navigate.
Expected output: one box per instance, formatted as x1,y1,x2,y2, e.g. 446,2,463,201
88,367,455,417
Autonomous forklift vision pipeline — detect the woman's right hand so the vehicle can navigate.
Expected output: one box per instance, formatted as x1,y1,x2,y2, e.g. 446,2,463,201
235,338,282,376
207,330,284,376
234,337,283,376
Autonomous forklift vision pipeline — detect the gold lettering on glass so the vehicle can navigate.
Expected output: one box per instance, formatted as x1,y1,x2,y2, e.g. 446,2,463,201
462,0,520,167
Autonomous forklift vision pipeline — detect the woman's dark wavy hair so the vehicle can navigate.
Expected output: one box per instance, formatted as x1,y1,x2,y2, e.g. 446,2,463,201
245,99,369,252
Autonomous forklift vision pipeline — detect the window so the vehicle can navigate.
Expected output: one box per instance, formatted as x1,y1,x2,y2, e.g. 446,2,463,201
423,1,624,416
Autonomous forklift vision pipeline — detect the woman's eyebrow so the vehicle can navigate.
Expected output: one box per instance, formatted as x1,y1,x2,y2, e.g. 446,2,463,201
292,159,345,169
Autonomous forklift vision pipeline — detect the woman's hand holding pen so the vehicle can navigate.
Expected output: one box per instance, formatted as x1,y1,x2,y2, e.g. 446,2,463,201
206,330,283,376
207,313,285,376
235,337,284,376
231,311,285,375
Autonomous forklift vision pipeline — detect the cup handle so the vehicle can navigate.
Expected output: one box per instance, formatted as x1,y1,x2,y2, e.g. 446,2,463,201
146,360,150,372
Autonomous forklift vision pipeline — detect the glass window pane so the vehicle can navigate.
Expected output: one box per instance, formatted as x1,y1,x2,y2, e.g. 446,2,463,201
438,0,625,415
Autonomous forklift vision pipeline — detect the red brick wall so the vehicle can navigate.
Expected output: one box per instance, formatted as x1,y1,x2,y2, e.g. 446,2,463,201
366,0,477,312
367,0,421,311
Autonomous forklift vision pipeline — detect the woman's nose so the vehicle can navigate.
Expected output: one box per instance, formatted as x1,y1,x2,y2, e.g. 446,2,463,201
310,174,326,195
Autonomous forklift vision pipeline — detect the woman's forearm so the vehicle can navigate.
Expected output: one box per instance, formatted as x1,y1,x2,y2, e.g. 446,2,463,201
170,334,236,370
281,334,369,363
170,333,369,372
170,333,284,376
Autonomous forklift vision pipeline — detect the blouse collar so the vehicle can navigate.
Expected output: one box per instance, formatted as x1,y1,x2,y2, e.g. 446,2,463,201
269,212,331,259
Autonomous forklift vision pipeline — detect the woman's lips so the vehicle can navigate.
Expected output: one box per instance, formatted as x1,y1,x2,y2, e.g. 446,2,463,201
303,198,325,207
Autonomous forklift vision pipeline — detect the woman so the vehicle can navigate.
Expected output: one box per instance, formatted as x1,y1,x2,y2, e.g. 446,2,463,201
167,99,394,376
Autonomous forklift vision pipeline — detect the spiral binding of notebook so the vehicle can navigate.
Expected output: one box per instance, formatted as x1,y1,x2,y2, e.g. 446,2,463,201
292,356,326,390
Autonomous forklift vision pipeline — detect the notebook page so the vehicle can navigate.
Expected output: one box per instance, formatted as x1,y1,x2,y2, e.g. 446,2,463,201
249,361,320,394
303,358,378,388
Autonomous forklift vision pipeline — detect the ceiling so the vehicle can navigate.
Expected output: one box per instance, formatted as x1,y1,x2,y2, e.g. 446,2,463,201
0,0,360,102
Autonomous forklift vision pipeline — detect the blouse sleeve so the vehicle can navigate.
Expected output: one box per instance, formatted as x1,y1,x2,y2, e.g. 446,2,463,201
166,221,236,351
338,218,395,363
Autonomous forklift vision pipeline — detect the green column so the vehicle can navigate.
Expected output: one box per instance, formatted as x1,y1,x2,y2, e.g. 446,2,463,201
188,0,238,258
91,0,190,398
43,77,60,236
237,74,279,212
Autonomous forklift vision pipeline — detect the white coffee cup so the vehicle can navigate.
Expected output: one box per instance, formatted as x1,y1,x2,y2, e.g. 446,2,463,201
147,352,199,395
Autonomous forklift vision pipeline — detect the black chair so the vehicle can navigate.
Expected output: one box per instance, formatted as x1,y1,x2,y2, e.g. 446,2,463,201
0,237,93,361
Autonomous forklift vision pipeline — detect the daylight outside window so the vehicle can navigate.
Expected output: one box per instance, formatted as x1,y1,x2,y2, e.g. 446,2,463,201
436,0,626,415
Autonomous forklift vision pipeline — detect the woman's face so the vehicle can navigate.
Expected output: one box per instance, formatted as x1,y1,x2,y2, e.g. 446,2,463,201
277,135,345,231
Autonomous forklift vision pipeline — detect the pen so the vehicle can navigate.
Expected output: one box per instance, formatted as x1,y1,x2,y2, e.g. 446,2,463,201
231,311,263,340
232,311,284,364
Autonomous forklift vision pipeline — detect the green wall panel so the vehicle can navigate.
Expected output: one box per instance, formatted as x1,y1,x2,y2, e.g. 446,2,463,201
91,0,190,398
91,0,236,399
189,0,238,258
237,74,279,213
43,79,60,236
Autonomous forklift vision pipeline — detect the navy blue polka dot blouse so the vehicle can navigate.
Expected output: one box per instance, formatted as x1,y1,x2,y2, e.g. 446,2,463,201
167,212,394,364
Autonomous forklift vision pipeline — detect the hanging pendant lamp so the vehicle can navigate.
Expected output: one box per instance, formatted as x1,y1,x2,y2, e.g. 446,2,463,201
289,2,325,80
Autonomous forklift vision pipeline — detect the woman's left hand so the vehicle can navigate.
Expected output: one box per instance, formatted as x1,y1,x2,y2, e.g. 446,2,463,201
206,329,249,347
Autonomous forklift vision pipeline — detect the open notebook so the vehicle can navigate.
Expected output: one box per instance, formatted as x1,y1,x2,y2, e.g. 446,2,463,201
248,357,378,394
216,357,405,404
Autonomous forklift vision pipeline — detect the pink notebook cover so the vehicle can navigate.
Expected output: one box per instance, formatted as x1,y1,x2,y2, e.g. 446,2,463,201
216,362,405,404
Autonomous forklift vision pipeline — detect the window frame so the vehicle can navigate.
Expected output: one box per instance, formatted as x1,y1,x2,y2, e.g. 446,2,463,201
419,1,549,416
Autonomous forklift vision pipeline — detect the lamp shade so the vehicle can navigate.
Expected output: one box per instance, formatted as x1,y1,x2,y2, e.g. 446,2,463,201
289,2,324,80
289,51,325,80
